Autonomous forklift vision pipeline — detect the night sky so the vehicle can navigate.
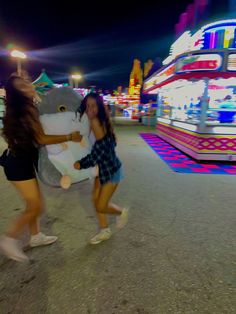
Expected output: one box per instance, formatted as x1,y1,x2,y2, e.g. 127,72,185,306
0,0,229,89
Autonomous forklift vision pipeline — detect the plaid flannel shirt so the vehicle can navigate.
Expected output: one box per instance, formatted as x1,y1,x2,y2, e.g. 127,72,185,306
79,135,121,185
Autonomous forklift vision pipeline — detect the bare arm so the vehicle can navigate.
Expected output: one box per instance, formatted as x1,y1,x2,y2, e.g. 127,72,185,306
90,118,106,140
35,120,82,145
74,119,106,170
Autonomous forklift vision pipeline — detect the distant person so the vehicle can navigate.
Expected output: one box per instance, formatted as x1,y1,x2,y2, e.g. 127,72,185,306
0,74,82,262
74,93,128,244
138,104,143,123
104,102,116,124
111,104,116,123
104,102,111,117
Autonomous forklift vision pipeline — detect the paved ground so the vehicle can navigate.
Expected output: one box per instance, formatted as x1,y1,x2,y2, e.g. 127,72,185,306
0,120,235,314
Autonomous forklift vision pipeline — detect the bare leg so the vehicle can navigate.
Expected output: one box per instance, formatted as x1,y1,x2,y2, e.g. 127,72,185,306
6,179,43,238
95,181,123,215
92,177,108,229
0,178,57,261
89,179,126,244
107,202,123,215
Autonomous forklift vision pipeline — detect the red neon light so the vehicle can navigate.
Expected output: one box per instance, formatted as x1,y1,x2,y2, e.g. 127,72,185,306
194,39,203,46
182,60,218,71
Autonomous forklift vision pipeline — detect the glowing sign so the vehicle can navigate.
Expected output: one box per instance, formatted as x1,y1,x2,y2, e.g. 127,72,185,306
228,54,236,71
144,63,175,91
175,54,222,73
201,20,236,49
162,20,236,66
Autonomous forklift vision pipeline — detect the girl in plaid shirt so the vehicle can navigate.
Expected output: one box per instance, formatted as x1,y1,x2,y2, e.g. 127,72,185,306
74,93,128,244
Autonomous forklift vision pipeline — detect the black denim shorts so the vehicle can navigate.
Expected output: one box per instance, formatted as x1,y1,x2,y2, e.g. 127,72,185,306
1,149,38,181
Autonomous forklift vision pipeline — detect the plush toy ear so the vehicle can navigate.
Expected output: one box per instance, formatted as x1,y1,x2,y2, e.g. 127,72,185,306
38,147,62,187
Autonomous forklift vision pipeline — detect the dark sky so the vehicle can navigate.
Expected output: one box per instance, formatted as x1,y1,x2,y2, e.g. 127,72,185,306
0,0,227,89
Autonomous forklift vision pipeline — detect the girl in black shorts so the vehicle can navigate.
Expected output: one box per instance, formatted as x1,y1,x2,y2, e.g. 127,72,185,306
0,74,82,262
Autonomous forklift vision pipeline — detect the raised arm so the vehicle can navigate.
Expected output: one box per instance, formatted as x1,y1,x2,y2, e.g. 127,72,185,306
35,119,82,145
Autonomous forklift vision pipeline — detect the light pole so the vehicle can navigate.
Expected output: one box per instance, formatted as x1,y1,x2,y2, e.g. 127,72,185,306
10,50,27,76
71,73,82,88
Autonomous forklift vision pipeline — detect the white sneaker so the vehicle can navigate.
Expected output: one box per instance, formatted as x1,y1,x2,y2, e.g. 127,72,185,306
89,228,112,245
116,208,129,229
0,236,29,262
29,232,58,248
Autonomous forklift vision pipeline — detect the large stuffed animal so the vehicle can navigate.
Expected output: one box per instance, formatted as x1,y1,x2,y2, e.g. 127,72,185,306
38,87,96,189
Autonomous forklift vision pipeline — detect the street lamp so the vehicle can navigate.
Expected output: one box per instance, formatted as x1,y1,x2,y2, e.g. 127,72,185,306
70,73,82,88
10,50,27,76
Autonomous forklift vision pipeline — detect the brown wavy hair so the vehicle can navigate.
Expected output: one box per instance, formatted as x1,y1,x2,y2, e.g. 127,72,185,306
78,93,116,143
2,75,40,153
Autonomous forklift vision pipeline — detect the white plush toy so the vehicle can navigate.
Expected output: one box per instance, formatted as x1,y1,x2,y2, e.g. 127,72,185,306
38,87,96,189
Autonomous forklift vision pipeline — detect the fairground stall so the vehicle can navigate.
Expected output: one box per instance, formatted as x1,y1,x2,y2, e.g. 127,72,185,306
143,19,236,161
103,93,140,118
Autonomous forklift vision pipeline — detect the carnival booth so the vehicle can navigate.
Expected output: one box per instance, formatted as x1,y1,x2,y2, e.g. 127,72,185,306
143,20,236,161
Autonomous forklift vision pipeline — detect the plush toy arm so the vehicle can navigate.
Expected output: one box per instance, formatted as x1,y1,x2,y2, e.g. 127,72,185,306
46,144,67,155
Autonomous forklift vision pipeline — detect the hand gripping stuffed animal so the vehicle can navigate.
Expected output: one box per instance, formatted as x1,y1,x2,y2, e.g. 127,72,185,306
38,87,96,189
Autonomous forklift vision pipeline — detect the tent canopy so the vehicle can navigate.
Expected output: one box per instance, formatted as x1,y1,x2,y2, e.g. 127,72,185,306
32,70,55,93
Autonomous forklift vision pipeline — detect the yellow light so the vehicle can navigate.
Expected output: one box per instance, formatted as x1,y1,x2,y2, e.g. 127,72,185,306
224,28,234,48
71,74,82,80
10,50,27,59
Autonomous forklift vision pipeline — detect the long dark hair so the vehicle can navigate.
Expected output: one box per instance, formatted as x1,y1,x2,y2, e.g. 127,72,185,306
2,75,39,153
79,93,116,142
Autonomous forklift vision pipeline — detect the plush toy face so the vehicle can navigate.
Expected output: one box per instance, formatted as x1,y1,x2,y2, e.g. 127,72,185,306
39,87,83,115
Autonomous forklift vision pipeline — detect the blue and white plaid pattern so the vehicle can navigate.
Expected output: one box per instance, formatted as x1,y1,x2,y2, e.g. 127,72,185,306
79,135,122,185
